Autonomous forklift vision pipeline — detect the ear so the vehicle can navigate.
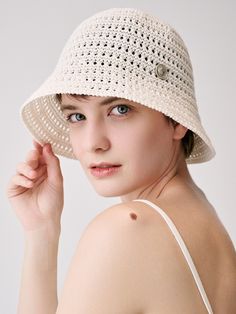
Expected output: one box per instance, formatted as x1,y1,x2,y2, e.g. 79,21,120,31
172,123,188,140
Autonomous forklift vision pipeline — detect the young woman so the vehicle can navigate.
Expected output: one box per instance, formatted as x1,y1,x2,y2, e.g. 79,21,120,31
6,7,236,314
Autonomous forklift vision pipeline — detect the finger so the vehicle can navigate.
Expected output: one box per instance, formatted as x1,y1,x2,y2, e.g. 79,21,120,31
42,143,63,183
29,164,47,183
11,174,34,189
6,166,49,200
33,140,49,167
10,165,47,191
16,162,37,179
33,139,43,155
25,150,40,169
16,162,47,181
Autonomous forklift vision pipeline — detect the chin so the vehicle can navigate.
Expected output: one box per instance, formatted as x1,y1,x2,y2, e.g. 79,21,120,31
90,179,138,198
92,186,123,198
87,179,122,197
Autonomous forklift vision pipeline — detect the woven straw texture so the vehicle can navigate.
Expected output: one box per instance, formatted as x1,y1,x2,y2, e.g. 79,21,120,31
20,7,216,164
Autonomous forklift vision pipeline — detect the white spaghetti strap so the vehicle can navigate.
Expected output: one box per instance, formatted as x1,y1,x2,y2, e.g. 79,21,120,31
133,199,214,314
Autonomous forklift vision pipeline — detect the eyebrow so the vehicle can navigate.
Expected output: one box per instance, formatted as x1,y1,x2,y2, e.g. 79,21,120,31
60,96,122,112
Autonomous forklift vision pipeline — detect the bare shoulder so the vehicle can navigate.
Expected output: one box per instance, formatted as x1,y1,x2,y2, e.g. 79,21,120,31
76,200,160,248
56,201,162,314
85,200,152,226
56,201,236,313
57,201,196,313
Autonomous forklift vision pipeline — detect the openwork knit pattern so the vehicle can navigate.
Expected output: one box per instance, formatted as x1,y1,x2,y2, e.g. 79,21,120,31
20,7,216,163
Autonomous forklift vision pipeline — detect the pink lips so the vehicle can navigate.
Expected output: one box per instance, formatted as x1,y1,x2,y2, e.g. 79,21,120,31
90,162,121,168
90,165,121,178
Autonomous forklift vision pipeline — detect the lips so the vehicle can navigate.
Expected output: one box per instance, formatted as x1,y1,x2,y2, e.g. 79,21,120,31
90,164,122,178
90,162,121,168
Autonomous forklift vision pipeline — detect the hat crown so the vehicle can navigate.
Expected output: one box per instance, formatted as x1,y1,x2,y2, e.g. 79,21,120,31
54,7,196,105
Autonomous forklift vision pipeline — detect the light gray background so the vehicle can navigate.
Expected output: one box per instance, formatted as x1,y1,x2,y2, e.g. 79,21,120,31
1,0,235,312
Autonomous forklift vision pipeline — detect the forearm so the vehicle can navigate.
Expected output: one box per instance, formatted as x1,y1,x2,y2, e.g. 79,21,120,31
17,223,60,314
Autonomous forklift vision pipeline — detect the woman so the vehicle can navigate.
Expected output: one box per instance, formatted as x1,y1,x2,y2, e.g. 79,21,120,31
6,7,236,313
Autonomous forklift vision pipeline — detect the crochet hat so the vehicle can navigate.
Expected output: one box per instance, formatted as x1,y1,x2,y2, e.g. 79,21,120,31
20,7,216,164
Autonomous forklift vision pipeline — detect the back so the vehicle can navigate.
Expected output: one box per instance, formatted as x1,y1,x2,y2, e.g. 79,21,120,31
124,194,236,313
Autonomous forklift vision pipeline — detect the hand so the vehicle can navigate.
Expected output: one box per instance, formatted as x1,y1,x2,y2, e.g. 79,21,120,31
6,140,64,235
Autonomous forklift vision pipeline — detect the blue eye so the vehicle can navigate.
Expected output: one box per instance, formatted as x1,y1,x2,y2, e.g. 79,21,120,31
65,113,85,123
110,104,131,116
65,104,131,123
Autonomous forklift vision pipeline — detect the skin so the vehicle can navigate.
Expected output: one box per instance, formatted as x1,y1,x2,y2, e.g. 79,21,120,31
60,94,198,204
7,94,236,313
59,94,236,312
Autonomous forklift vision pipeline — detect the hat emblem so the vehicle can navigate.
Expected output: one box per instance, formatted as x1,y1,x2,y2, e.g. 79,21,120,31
155,63,168,80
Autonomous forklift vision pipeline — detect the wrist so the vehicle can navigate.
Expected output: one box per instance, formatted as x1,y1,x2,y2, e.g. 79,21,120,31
23,223,60,272
24,221,61,243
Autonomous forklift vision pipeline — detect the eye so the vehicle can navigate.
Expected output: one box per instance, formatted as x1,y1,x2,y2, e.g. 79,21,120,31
110,104,131,116
65,113,85,123
65,104,132,123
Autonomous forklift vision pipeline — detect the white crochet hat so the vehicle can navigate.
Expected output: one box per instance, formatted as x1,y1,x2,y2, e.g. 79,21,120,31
20,7,216,164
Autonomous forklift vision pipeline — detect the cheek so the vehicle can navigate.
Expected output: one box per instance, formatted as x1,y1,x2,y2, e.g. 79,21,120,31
125,122,172,170
111,117,170,154
122,121,166,153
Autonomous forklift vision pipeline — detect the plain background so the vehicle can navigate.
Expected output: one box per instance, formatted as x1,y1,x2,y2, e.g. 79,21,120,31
1,0,235,312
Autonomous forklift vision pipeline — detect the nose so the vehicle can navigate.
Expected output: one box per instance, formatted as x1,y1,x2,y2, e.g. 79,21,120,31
82,119,111,153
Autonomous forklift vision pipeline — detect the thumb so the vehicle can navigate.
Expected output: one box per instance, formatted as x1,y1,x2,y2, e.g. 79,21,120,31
43,143,63,183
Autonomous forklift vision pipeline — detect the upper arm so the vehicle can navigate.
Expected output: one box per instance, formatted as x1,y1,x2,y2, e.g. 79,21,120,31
56,203,150,314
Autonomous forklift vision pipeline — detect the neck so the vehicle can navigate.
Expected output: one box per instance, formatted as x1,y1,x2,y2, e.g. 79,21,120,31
120,147,198,204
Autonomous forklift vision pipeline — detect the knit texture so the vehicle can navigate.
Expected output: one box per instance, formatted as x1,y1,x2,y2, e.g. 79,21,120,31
20,7,216,163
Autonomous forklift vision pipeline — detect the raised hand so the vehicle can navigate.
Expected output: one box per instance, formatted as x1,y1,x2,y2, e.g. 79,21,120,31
6,140,64,234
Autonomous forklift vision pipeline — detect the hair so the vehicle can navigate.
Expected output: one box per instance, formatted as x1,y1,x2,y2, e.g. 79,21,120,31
55,93,194,159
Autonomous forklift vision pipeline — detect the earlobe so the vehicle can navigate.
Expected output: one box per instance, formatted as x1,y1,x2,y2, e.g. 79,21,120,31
173,124,188,140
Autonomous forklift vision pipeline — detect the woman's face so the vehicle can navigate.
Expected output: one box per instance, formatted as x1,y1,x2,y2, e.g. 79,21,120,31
60,94,186,199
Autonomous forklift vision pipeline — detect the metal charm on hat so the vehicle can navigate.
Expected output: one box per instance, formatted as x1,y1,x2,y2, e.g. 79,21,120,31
156,63,168,80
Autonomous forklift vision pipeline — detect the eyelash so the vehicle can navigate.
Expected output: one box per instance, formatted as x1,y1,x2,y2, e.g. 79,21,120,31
65,104,132,123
